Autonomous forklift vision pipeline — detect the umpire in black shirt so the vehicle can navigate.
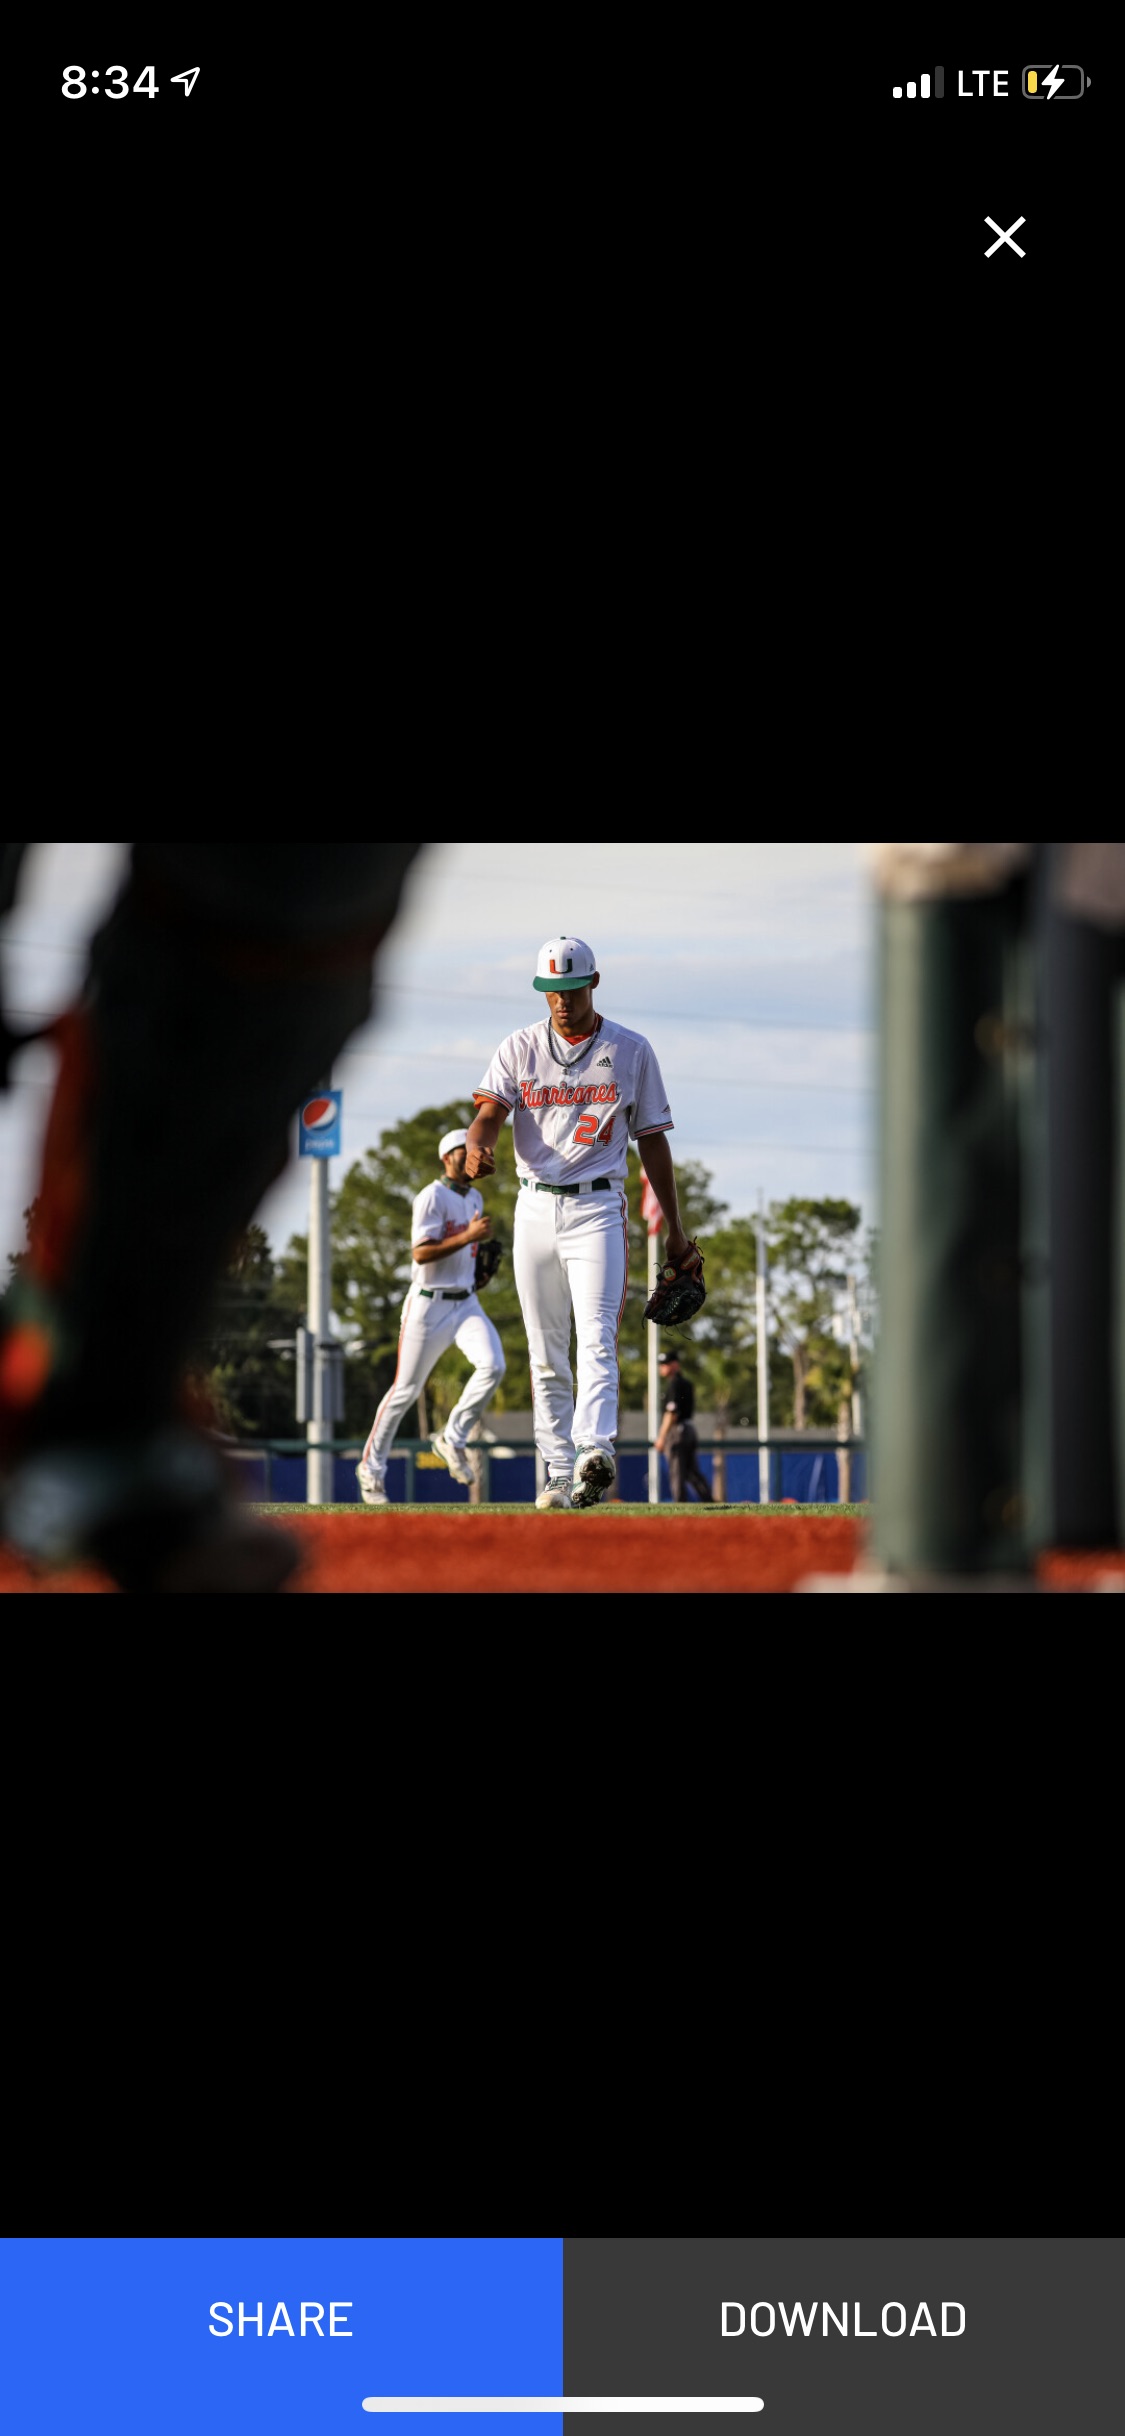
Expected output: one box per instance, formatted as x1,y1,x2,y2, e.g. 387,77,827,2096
655,1350,714,1501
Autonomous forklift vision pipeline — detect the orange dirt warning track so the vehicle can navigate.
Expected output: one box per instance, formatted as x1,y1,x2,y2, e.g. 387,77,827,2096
3,1516,1118,1594
0,1511,864,1594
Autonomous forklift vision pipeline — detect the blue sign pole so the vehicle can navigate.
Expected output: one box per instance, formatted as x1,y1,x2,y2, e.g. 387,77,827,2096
299,1080,340,1502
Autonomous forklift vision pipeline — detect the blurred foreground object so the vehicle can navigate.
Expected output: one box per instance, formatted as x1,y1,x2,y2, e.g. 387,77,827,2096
1042,843,1125,1548
862,842,1031,899
1054,842,1125,932
0,843,421,1591
871,840,1124,1576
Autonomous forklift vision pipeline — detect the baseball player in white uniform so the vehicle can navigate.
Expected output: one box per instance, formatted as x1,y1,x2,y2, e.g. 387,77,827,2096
465,935,701,1510
355,1128,506,1506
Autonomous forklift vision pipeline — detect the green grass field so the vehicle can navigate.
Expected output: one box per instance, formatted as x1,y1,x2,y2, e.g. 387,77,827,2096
251,1501,873,1519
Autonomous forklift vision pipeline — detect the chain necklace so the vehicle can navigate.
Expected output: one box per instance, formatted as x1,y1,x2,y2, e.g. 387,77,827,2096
545,1011,604,1071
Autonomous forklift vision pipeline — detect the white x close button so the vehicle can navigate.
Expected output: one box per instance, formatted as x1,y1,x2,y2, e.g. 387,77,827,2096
985,215,1027,256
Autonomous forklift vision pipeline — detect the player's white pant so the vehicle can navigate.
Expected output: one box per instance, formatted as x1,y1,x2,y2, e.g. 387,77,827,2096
362,1289,505,1473
513,1183,629,1476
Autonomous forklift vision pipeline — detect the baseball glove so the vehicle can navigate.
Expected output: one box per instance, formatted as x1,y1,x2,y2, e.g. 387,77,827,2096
643,1242,705,1327
474,1235,504,1288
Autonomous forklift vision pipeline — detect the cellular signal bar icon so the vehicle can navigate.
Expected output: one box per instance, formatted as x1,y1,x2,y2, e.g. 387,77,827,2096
892,68,944,99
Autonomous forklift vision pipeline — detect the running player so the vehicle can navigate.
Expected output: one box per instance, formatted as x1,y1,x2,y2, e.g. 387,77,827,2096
465,936,701,1510
355,1128,506,1505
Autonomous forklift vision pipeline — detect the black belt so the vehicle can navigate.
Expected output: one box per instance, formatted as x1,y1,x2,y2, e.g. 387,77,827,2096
521,1176,613,1196
418,1286,471,1300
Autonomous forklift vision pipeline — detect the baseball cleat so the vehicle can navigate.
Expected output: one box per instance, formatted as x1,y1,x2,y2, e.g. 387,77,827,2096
535,1474,573,1510
355,1461,388,1507
431,1429,475,1488
571,1447,616,1508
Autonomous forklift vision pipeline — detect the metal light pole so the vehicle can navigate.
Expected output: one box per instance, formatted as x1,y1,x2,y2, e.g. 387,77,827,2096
306,1078,335,1505
295,1075,344,1503
756,1191,770,1505
306,1149,333,1504
848,1269,863,1439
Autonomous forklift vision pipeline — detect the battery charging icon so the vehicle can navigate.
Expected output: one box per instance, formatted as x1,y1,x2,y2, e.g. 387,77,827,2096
1023,65,1088,98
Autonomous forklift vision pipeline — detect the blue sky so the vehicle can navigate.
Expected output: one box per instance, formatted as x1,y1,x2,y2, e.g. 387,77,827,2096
0,843,876,1268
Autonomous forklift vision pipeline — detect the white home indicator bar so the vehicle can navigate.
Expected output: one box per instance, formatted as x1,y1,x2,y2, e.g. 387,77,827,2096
361,2405,765,2417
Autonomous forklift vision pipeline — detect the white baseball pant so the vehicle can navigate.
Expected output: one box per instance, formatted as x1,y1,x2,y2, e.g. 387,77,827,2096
362,1288,505,1473
513,1183,629,1476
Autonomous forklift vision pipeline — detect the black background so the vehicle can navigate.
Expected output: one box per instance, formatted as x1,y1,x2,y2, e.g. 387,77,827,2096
882,57,1099,297
35,28,324,712
861,44,1106,701
44,34,266,300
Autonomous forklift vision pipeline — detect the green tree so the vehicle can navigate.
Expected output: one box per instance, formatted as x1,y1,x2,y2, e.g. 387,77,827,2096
660,1214,819,1431
618,1155,726,1411
682,1217,760,1427
279,1103,525,1436
4,1151,874,1450
277,1111,727,1435
764,1197,866,1428
193,1223,303,1439
2,1205,299,1438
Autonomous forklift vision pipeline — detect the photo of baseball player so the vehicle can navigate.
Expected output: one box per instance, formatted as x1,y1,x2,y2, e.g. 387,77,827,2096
355,1128,505,1505
465,936,702,1510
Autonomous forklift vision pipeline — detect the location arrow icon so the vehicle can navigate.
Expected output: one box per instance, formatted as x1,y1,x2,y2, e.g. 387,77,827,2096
171,68,201,98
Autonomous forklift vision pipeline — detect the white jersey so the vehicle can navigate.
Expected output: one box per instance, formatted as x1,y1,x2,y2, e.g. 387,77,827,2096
474,1015,673,1186
410,1178,483,1291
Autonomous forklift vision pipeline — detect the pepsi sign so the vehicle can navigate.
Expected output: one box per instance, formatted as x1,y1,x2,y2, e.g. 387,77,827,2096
298,1092,341,1158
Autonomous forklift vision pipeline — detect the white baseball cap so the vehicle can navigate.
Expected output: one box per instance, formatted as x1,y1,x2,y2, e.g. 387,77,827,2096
532,935,597,993
438,1129,469,1157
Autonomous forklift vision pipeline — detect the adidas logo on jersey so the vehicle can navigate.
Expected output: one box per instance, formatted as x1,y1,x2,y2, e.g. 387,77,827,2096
596,1055,613,1067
